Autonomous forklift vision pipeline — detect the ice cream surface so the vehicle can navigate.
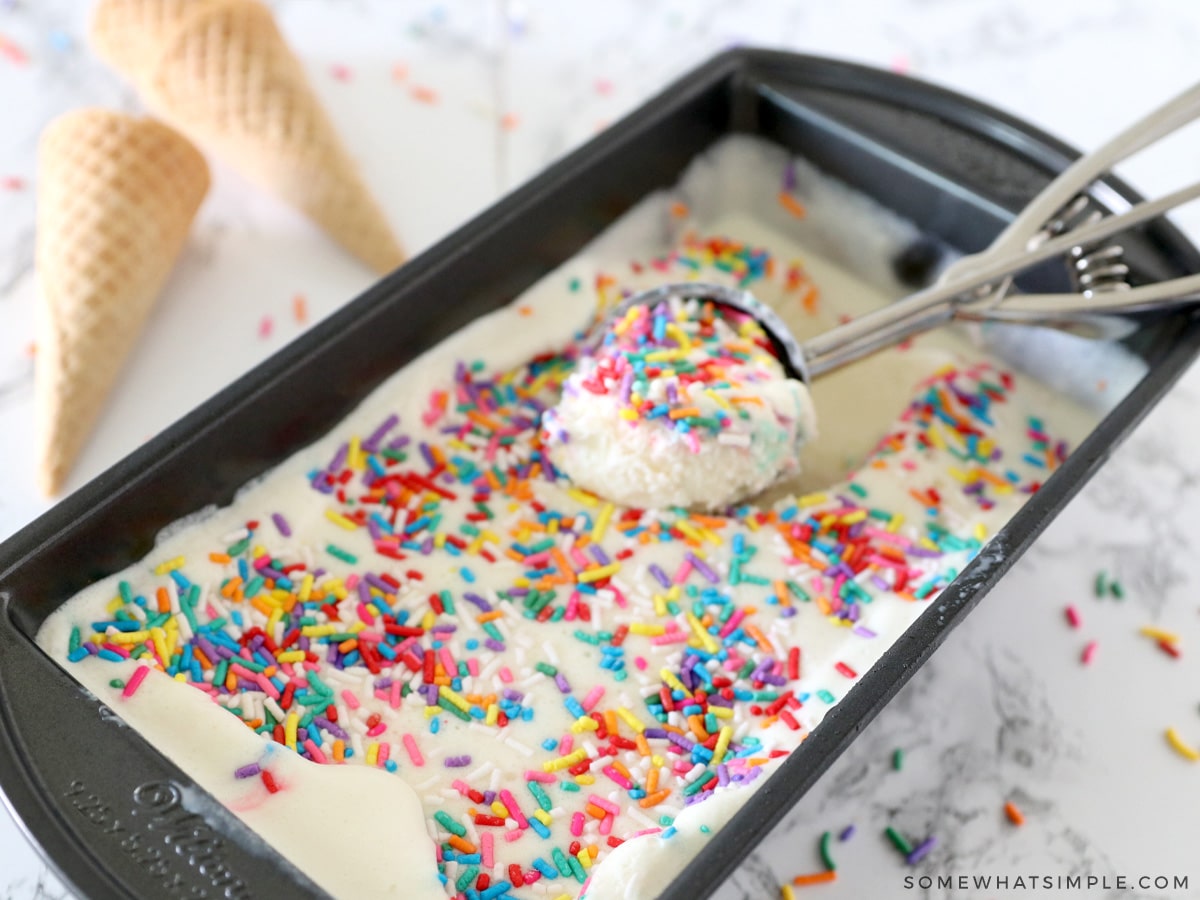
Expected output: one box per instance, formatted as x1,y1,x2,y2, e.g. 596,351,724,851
542,294,816,512
37,136,1109,900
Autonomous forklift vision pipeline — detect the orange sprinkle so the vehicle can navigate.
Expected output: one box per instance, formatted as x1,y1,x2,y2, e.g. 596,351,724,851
447,835,476,854
778,191,807,219
517,304,534,317
638,789,671,808
477,610,504,623
500,112,520,131
646,767,659,793
209,552,232,564
391,62,408,81
156,587,171,614
410,85,438,104
793,870,837,887
667,406,701,420
586,803,607,820
800,283,820,314
670,201,690,218
292,294,308,324
1004,801,1025,826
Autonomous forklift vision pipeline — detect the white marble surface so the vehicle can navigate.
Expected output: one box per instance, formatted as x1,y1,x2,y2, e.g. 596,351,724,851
2,1,1200,898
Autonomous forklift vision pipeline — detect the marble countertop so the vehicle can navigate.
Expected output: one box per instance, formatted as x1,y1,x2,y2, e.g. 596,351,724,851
3,1,1200,898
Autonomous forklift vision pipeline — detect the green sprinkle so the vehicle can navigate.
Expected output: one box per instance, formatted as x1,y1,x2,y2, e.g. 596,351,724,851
699,825,711,834
325,544,357,564
528,781,553,811
1094,570,1107,597
819,829,836,871
559,781,580,793
454,866,479,892
885,826,913,856
892,748,904,771
1109,579,1124,599
68,627,81,653
109,679,125,690
551,847,572,878
535,661,558,677
848,482,868,498
568,277,581,292
434,810,466,837
227,537,251,557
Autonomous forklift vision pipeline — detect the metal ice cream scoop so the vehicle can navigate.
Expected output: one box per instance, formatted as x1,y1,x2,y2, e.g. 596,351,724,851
603,78,1200,385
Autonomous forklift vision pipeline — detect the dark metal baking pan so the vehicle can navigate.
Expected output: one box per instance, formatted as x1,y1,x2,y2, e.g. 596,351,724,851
1,49,1198,900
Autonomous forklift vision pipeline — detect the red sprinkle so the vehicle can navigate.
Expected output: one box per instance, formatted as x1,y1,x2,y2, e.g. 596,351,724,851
1065,605,1081,629
261,770,280,794
1157,638,1181,659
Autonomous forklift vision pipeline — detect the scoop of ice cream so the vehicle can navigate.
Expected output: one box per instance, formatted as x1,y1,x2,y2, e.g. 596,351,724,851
542,294,816,511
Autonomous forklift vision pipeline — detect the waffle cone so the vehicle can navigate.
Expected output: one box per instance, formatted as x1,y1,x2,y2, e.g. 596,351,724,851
90,0,405,274
35,109,210,495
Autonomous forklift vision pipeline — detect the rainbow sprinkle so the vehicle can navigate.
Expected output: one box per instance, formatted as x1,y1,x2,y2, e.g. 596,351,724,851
61,236,1073,898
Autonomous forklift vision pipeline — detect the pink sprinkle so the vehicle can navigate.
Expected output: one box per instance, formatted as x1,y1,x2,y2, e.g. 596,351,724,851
890,54,910,75
599,814,614,836
389,680,402,709
1,176,24,191
634,656,647,670
581,685,605,712
481,831,494,868
402,733,424,766
570,811,585,836
589,794,619,815
1081,640,1098,665
303,739,328,764
1065,605,1081,628
595,78,614,95
467,657,480,677
345,573,360,590
341,689,361,710
499,789,529,828
122,665,150,698
602,765,633,789
258,315,274,339
524,770,555,784
504,829,524,843
499,666,514,683
559,735,574,755
330,63,352,81
377,743,390,765
0,35,29,66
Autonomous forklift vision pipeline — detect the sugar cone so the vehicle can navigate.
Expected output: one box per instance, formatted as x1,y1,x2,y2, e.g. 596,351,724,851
90,0,405,275
35,109,210,495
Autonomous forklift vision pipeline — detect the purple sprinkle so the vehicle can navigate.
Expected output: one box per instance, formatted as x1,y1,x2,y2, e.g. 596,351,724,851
502,688,525,702
643,728,668,740
271,513,292,537
445,755,472,768
363,414,400,453
463,592,492,612
906,836,936,865
781,606,798,618
839,824,856,841
234,764,261,779
313,716,349,741
590,546,611,566
327,443,348,473
782,160,797,192
852,625,877,638
685,552,719,584
482,790,496,805
419,442,437,469
554,673,571,693
485,638,506,652
648,564,671,589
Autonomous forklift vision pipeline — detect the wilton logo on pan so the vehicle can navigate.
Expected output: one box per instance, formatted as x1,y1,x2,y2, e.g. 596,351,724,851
63,778,251,898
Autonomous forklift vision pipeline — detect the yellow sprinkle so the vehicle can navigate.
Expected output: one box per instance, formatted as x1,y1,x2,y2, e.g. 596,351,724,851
324,511,355,532
423,706,440,719
686,612,718,653
653,594,667,617
434,533,447,549
577,849,593,870
301,624,338,637
659,669,690,696
574,774,595,785
712,725,732,765
781,885,797,900
491,800,508,818
887,514,904,533
925,426,946,449
618,408,639,420
347,436,363,470
285,713,299,749
105,596,124,615
153,556,185,576
675,521,706,543
708,705,733,719
703,388,732,411
567,489,599,507
532,809,554,826
106,630,150,645
972,523,988,542
438,685,470,712
543,749,587,772
615,707,646,734
947,467,971,483
1141,626,1181,644
577,563,620,584
629,623,666,636
365,742,379,765
266,608,283,637
571,716,599,733
298,574,314,603
421,610,436,631
275,650,306,664
592,503,615,543
839,510,868,525
798,492,828,508
150,627,169,665
651,754,665,767
1165,727,1200,761
485,704,500,726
